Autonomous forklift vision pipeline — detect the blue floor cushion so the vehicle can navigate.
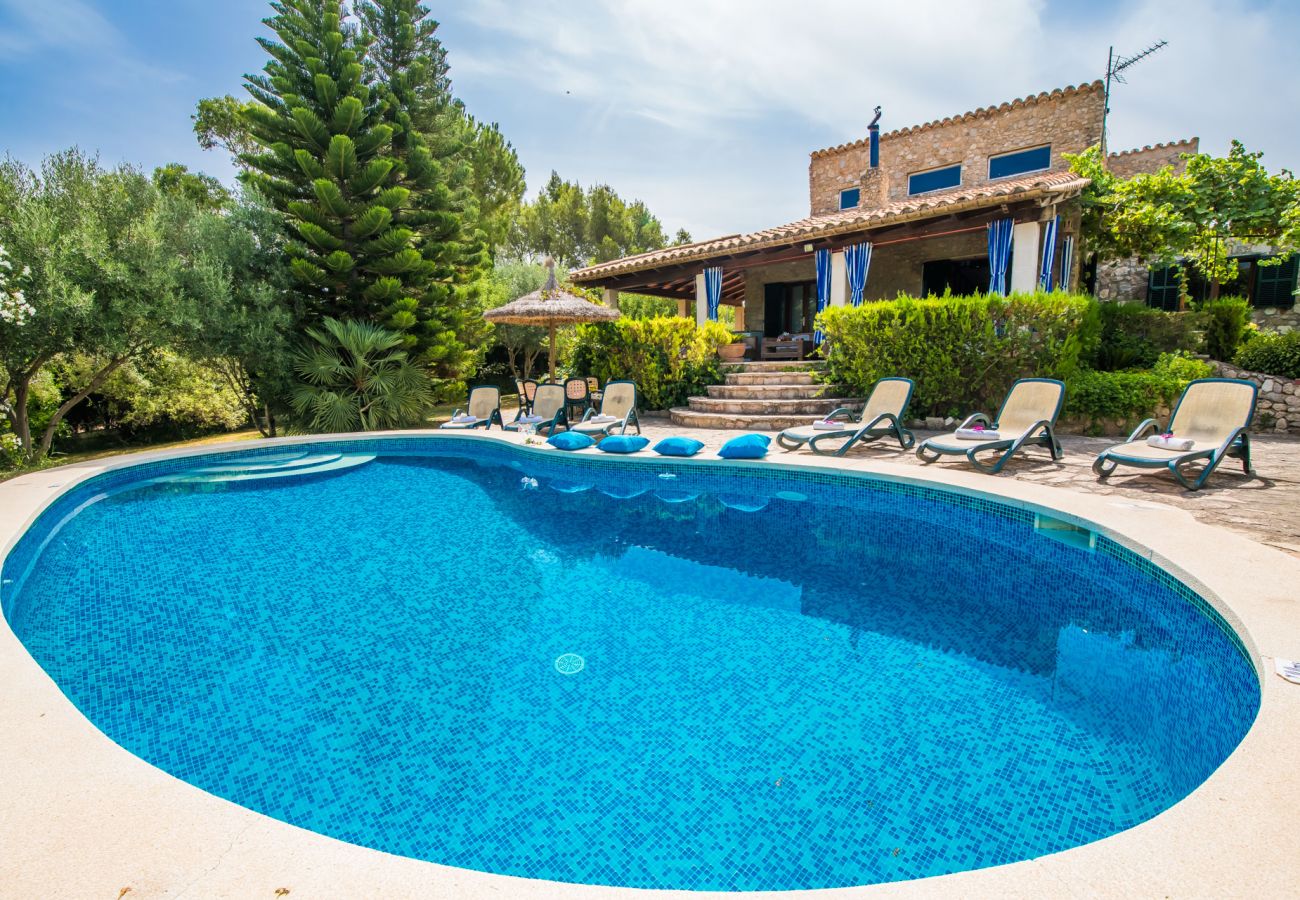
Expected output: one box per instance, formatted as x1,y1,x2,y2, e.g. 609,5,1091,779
718,433,771,459
653,436,705,457
598,435,649,454
547,432,595,451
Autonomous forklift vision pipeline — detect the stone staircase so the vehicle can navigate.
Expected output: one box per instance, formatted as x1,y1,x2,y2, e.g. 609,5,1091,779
669,360,863,430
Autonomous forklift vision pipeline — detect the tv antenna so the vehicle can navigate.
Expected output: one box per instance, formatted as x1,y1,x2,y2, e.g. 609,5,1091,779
1101,40,1167,156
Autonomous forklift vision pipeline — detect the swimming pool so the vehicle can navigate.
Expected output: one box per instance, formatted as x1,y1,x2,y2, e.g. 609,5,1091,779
0,437,1260,891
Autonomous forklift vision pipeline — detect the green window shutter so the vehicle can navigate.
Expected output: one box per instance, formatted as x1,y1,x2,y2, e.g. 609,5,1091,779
1254,254,1298,308
1147,265,1180,311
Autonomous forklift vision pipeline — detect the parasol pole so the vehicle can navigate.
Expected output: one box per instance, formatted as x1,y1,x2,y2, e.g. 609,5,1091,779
548,323,557,383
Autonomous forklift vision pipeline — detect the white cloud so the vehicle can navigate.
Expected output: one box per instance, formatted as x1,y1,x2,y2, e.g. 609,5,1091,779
0,0,182,84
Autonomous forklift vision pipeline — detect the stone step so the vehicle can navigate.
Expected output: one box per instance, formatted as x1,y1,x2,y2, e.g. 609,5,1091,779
724,371,817,386
706,384,844,400
670,408,839,431
686,396,860,416
725,360,825,372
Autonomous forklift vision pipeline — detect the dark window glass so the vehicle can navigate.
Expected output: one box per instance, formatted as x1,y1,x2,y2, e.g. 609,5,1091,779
1147,266,1182,311
1254,254,1298,308
839,188,860,210
989,145,1052,179
907,165,961,195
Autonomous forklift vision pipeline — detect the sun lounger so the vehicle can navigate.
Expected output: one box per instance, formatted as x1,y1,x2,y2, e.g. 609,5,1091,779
776,377,915,455
504,383,567,435
572,380,640,437
440,385,502,430
916,378,1065,473
1091,378,1257,491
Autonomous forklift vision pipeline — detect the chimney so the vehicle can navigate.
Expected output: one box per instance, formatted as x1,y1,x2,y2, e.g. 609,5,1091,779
868,106,882,168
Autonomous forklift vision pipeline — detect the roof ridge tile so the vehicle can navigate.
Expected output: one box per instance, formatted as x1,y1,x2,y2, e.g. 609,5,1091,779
809,80,1105,160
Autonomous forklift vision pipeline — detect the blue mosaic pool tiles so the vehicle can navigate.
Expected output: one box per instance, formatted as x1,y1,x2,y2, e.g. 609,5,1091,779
0,440,1260,891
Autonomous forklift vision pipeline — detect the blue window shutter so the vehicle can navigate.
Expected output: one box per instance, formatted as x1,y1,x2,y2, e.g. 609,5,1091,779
907,165,962,195
989,145,1052,179
839,188,861,210
1254,254,1298,308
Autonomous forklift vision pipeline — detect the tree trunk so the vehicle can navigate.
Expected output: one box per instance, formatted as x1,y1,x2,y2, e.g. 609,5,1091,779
37,353,136,460
1209,279,1221,301
11,379,32,461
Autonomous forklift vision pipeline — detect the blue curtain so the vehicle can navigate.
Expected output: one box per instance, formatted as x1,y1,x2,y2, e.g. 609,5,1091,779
987,218,1014,295
1038,215,1060,291
845,242,872,306
813,248,831,344
704,266,723,321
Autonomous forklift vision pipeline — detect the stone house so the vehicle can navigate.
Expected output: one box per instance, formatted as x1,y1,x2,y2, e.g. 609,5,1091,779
570,79,1204,350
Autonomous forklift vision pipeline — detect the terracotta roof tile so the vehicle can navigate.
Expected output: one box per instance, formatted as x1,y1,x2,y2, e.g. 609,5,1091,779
1107,138,1199,159
570,170,1089,282
809,81,1105,160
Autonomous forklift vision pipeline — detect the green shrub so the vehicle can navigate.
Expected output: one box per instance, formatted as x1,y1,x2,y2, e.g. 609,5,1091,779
1199,296,1251,361
568,316,733,409
1234,329,1300,378
1089,302,1199,371
817,291,1096,417
1064,352,1215,432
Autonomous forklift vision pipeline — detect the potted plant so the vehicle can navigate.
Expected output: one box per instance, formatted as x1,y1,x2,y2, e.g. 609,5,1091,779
718,333,747,361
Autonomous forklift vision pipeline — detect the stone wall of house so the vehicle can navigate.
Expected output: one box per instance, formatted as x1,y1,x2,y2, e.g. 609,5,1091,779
1105,139,1198,178
1095,259,1150,302
865,230,987,300
808,82,1105,216
1252,305,1300,333
1216,362,1300,433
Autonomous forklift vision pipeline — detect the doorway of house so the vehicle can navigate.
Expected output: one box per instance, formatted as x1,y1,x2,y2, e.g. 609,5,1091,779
921,257,996,296
763,281,816,336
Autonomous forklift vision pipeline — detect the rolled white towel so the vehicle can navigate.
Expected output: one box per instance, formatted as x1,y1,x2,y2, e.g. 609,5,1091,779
813,419,847,431
1147,434,1193,451
956,427,1000,441
590,414,617,423
517,415,544,424
451,414,478,423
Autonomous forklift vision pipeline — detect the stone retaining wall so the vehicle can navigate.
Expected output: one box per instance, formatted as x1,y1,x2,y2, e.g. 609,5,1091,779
1217,361,1300,433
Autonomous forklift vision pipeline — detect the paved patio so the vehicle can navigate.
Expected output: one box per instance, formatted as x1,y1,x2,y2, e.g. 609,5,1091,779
617,413,1300,558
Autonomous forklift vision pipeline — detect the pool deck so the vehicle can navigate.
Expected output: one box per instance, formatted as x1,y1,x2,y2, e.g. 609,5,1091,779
1,426,1299,898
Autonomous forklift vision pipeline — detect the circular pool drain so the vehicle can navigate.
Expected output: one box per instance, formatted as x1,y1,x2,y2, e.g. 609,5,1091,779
554,653,585,675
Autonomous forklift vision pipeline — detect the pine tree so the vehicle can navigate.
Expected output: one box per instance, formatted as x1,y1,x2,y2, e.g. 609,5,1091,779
241,0,431,334
353,0,490,381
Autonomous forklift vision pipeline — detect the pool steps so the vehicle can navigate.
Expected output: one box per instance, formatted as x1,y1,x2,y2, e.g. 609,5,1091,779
156,452,376,484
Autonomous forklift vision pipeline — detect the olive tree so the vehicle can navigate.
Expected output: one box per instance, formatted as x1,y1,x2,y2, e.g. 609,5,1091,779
0,151,209,463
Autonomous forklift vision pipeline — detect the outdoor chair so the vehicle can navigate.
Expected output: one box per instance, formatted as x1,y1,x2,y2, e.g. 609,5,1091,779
513,379,538,418
1092,378,1257,491
586,376,603,405
777,377,915,455
564,377,591,421
572,380,641,437
916,378,1065,474
504,383,567,435
439,385,502,431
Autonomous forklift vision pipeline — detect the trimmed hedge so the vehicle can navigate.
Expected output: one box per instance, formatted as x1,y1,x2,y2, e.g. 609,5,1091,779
1235,329,1300,379
1064,353,1214,432
1088,302,1199,371
568,316,733,410
817,292,1097,417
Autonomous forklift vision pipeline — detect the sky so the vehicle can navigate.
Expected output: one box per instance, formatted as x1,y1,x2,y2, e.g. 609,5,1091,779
2,0,1297,241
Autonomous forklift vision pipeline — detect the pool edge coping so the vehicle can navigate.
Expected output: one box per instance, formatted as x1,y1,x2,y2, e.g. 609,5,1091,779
0,429,1297,899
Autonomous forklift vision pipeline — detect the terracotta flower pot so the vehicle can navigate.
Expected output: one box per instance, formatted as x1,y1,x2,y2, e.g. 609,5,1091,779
718,342,746,361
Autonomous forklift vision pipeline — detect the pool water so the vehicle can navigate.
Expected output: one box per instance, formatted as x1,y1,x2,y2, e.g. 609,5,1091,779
1,440,1260,891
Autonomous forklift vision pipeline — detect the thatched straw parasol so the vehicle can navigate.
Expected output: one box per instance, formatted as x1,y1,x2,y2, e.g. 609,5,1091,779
482,257,619,382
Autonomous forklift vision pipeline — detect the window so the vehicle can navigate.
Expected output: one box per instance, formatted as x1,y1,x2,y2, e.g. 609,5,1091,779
988,145,1052,180
1147,265,1182,311
839,188,861,210
1253,254,1298,308
907,164,961,196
